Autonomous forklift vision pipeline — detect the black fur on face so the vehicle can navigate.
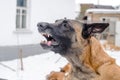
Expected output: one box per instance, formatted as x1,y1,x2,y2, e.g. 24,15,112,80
37,19,75,55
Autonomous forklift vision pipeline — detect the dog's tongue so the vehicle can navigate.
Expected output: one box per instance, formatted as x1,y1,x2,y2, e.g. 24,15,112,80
47,41,52,46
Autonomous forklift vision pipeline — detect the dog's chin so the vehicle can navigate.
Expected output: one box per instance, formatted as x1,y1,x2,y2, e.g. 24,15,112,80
40,42,63,53
40,41,69,54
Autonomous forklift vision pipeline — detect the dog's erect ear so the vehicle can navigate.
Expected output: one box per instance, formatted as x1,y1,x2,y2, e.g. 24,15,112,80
82,23,109,39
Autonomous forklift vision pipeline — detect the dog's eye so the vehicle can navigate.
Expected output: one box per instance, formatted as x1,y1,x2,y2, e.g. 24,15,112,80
62,23,69,28
63,23,67,27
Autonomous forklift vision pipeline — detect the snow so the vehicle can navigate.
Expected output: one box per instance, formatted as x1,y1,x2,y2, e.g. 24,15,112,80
0,50,120,80
0,52,68,80
106,50,120,66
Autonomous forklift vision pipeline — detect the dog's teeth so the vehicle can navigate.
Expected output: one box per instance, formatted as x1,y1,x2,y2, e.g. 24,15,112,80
41,33,46,36
41,32,52,37
43,40,47,42
41,40,47,43
48,34,50,37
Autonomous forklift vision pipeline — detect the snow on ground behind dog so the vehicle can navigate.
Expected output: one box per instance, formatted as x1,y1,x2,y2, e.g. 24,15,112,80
0,51,68,80
0,50,120,80
106,50,120,66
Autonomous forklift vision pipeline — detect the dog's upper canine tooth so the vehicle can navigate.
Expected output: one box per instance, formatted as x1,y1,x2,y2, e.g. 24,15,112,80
41,32,52,37
41,33,46,35
48,34,50,37
41,40,47,43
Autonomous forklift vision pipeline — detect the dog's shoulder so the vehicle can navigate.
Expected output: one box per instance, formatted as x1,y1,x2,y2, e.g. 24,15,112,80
89,37,115,70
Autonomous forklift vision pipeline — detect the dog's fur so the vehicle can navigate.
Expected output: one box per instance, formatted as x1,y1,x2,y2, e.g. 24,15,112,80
37,18,120,80
60,63,72,75
47,71,65,80
47,63,73,80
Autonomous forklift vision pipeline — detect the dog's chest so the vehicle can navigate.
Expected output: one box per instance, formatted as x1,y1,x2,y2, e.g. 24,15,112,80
65,52,97,80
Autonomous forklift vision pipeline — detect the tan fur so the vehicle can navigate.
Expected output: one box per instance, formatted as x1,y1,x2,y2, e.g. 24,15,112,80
62,21,120,80
47,63,73,80
60,63,72,74
47,71,65,80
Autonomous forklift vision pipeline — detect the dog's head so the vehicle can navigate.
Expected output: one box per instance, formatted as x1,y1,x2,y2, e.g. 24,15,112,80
37,18,109,55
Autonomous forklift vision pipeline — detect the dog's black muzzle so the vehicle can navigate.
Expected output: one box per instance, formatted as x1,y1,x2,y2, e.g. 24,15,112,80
37,22,50,32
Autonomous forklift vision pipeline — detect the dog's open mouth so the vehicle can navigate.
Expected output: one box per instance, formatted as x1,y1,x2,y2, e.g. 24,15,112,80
40,33,59,47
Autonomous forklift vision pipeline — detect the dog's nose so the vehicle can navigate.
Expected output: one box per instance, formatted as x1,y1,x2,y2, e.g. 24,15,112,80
37,22,49,32
37,22,48,28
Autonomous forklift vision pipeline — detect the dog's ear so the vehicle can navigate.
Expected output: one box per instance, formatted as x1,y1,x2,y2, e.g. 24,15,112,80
82,23,109,39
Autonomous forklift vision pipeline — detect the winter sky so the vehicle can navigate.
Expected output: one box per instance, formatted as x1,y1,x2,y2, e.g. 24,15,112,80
75,0,120,6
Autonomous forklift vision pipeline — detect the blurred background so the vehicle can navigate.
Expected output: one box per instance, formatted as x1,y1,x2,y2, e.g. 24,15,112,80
0,0,120,60
0,0,76,61
0,0,120,80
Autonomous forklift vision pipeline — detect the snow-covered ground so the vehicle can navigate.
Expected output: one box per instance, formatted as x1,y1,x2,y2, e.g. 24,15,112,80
0,51,68,80
0,50,120,80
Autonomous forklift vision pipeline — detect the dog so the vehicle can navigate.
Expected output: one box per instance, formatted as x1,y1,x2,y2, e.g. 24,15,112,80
47,63,73,80
37,18,120,80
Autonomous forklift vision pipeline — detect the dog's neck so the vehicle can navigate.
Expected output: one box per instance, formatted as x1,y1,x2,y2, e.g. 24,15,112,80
64,51,97,80
63,39,96,79
85,37,115,71
63,37,115,80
